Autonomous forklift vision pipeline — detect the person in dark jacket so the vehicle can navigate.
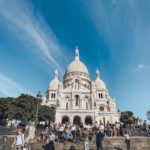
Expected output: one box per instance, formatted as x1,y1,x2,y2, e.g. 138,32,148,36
44,140,55,150
96,128,104,150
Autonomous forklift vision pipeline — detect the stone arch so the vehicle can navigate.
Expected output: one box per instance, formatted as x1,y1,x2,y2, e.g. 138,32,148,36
73,116,81,125
85,116,93,125
62,116,70,124
49,104,57,108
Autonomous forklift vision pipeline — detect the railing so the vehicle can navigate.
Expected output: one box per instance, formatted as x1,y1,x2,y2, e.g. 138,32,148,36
0,126,16,135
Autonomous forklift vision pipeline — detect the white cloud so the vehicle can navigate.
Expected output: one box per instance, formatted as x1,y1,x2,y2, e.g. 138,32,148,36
137,64,150,70
133,64,150,73
0,0,66,73
137,64,144,69
82,0,141,49
0,72,25,97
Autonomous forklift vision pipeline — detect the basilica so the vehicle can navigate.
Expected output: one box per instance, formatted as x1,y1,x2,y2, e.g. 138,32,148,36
42,47,118,125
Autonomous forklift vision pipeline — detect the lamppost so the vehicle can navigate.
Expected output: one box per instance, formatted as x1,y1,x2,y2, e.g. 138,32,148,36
35,91,42,126
118,109,121,122
94,101,96,123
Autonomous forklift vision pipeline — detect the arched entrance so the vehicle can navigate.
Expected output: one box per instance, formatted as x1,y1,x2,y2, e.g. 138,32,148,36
85,116,93,125
73,116,81,125
62,116,70,124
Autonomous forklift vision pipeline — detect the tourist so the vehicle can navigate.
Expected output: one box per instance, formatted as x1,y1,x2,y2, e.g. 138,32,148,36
99,123,104,134
76,127,81,143
124,130,130,150
71,124,76,142
39,131,44,143
63,126,69,144
58,124,64,142
115,122,120,136
69,145,76,150
22,143,31,150
44,131,56,149
44,140,55,150
82,127,90,150
49,131,55,142
146,125,150,136
13,128,24,150
96,128,104,150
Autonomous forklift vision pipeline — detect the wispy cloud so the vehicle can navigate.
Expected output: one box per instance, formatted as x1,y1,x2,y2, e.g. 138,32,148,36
82,0,141,49
133,64,150,73
0,72,25,97
0,0,66,73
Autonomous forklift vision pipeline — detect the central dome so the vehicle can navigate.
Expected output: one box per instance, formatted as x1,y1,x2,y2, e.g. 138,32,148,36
65,47,89,74
66,60,89,74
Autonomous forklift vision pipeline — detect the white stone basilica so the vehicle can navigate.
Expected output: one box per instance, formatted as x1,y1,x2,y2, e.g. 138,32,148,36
42,47,118,125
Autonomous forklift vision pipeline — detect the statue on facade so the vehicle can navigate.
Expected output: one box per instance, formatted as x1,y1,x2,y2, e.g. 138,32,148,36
107,100,110,111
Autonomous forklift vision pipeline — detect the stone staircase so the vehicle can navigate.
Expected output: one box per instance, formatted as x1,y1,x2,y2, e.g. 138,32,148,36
29,137,150,150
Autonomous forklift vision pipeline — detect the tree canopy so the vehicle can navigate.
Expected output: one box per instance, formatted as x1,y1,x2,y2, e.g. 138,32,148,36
120,111,136,124
146,111,150,120
0,94,55,124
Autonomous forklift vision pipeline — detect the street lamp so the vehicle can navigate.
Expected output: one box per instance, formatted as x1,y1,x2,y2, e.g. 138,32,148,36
118,109,121,122
94,101,96,123
35,91,42,126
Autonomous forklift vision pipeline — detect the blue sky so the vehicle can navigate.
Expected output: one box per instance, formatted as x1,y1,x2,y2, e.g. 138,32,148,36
0,0,150,121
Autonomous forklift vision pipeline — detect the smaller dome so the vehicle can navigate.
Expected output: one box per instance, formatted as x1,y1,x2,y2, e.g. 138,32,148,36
48,70,59,90
94,69,107,91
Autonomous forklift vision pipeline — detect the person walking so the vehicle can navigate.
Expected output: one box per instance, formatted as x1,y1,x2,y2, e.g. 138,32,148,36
124,130,130,150
96,128,104,150
44,131,56,150
82,127,90,150
12,128,24,150
63,126,69,144
44,140,55,150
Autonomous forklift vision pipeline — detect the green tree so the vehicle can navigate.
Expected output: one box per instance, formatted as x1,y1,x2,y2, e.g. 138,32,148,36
38,106,56,123
0,94,38,124
146,111,150,120
120,111,135,124
0,94,56,125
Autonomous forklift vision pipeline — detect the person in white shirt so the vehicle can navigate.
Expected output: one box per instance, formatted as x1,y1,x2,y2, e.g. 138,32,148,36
49,132,55,142
58,125,64,142
13,129,24,150
124,130,130,150
71,125,76,142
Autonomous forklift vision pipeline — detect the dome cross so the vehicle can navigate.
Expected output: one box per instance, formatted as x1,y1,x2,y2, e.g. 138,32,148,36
54,69,58,78
96,69,100,79
75,46,79,60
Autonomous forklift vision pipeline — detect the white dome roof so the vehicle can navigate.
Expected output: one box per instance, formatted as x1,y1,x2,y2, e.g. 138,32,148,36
48,70,59,90
48,78,59,90
65,47,89,74
94,69,107,91
66,60,89,74
95,78,107,91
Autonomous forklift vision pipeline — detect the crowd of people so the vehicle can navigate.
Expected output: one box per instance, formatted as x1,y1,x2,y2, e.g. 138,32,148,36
10,120,150,150
39,122,105,150
37,120,150,150
38,120,149,142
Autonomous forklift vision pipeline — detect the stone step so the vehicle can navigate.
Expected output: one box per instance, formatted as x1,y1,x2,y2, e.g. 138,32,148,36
29,137,150,150
30,143,150,150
